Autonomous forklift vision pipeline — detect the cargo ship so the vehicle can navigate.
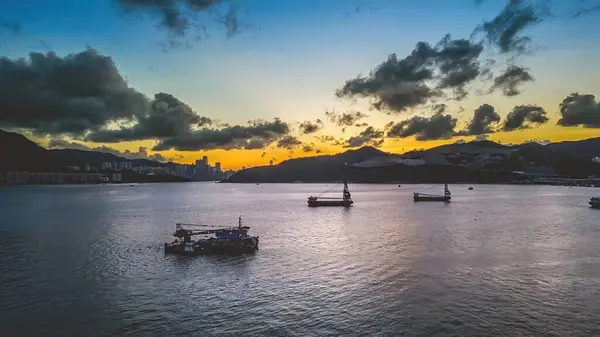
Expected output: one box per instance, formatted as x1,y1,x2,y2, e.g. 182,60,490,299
164,216,259,256
413,184,451,202
307,181,353,207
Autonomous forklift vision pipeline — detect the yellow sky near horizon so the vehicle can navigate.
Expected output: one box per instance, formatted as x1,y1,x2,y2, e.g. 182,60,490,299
32,121,600,171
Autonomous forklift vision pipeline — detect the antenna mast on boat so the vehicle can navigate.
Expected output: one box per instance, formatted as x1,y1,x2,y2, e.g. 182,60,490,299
238,215,242,229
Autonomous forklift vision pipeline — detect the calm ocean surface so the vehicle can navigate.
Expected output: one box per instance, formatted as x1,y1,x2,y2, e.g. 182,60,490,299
1,183,600,336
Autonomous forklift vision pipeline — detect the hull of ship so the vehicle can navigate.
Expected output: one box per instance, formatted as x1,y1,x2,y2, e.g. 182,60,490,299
165,239,259,256
590,202,600,209
308,200,353,207
413,196,451,202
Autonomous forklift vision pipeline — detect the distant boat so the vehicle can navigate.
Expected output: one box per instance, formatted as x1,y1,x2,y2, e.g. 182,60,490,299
590,196,600,209
468,186,473,190
308,181,354,207
413,184,451,202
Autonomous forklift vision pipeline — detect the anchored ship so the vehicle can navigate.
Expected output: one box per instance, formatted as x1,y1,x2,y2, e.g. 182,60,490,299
413,184,451,202
164,216,259,256
307,181,354,207
590,196,600,209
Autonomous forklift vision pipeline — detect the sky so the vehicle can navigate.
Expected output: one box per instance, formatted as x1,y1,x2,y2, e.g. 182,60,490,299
1,0,600,170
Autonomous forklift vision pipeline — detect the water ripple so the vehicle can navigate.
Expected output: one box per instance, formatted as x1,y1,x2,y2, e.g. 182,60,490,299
1,184,600,336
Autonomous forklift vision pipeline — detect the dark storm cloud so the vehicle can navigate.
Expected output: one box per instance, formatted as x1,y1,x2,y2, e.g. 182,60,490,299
298,119,324,134
345,126,384,148
153,118,290,151
198,116,213,126
502,105,548,131
557,93,600,127
336,35,483,113
475,0,544,54
431,103,447,115
86,92,211,142
276,135,302,150
387,113,457,140
49,138,167,162
116,0,241,40
490,65,533,96
325,110,368,126
461,104,501,135
0,48,148,136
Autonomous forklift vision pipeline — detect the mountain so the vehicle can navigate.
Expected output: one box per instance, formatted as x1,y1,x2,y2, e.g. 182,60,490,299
227,139,600,183
546,137,600,161
0,129,167,171
0,129,61,171
229,146,389,183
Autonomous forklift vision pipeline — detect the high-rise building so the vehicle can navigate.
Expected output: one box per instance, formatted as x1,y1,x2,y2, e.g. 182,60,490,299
202,156,208,166
195,159,205,177
269,160,273,166
215,162,221,172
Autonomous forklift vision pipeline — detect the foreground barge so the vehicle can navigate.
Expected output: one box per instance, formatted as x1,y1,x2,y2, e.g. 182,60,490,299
165,216,259,256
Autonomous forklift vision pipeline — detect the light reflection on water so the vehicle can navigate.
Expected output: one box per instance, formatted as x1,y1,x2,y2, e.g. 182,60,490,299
1,183,600,336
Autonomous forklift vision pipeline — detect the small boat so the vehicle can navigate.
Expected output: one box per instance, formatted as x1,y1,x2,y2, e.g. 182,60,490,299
164,216,259,256
590,197,600,209
413,184,451,202
308,181,354,207
468,187,473,190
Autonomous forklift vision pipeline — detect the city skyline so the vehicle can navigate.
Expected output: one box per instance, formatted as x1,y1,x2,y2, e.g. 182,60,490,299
1,0,600,169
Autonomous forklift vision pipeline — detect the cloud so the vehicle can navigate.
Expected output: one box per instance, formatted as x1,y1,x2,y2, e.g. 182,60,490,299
298,119,324,134
475,0,544,54
0,48,148,136
345,126,384,148
301,143,316,152
462,104,501,135
115,0,239,39
153,118,291,151
86,92,212,142
0,22,22,34
168,153,184,161
325,110,368,126
49,138,167,162
316,135,345,146
220,4,242,38
387,113,457,140
490,65,533,96
502,105,548,131
573,1,600,17
557,93,600,127
276,135,302,150
198,116,213,126
431,103,447,115
336,34,484,113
